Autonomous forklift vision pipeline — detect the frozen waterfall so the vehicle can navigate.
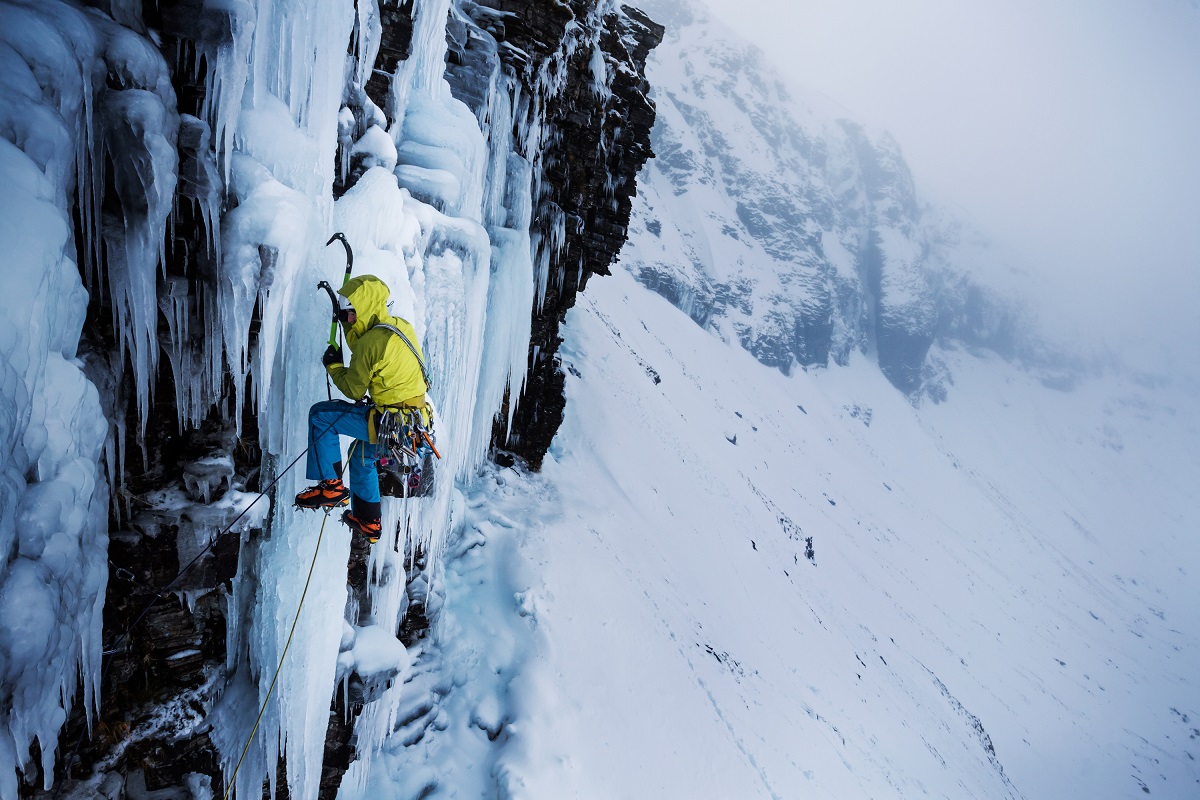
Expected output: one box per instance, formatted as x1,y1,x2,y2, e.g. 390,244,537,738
0,0,549,795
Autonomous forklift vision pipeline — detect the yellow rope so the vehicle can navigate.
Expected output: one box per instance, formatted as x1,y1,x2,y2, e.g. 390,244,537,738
222,510,331,800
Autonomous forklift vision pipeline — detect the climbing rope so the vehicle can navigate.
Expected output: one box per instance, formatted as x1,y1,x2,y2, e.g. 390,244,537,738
52,405,358,799
52,238,360,797
221,509,331,800
103,405,360,657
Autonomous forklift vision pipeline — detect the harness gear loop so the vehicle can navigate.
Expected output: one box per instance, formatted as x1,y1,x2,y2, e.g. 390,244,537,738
374,403,440,497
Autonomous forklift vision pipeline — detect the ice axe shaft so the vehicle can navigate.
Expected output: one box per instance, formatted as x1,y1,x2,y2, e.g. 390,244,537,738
317,281,339,346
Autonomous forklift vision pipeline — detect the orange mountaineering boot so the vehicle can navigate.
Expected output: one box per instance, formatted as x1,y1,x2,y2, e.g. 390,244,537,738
294,478,350,509
342,510,382,543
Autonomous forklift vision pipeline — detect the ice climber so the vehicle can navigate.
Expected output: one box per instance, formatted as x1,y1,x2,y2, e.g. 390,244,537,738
295,275,431,543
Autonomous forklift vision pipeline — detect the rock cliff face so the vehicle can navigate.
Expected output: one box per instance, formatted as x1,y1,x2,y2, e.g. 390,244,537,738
625,0,1028,398
445,1,663,466
14,1,660,797
362,1,662,468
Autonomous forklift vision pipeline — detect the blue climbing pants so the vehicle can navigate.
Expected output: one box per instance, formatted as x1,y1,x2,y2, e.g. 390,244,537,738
305,400,380,503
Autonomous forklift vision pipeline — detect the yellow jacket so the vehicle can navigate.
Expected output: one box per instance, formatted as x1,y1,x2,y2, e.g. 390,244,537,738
327,275,428,413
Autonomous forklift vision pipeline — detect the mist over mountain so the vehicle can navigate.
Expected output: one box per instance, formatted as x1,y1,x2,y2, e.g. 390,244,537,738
694,0,1200,380
622,0,1071,400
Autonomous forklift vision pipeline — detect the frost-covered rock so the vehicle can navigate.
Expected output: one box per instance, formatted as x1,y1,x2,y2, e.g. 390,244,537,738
440,1,664,465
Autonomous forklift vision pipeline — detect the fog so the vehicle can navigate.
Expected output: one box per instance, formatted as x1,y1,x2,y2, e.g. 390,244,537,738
696,0,1200,375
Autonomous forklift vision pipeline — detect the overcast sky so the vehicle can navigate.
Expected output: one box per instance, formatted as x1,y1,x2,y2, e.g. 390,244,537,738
698,0,1200,373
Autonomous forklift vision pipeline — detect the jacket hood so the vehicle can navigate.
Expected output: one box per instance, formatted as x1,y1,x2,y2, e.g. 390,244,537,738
339,275,391,348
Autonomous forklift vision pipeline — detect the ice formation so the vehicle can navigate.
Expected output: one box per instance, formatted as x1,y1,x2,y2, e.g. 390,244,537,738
200,0,553,796
1,0,621,792
0,2,112,794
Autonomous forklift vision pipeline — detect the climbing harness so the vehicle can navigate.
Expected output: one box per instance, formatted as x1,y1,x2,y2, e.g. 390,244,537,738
375,404,440,498
221,508,332,800
366,320,439,497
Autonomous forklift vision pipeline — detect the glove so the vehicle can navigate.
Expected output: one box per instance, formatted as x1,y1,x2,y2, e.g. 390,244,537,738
322,344,343,368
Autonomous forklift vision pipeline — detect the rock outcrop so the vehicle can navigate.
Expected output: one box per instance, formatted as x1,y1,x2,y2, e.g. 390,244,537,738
442,1,664,466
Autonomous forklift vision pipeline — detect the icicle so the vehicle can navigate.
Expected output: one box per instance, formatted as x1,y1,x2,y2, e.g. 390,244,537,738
177,114,223,261
196,0,255,183
532,201,566,310
93,17,181,434
589,41,611,101
160,276,192,429
481,73,514,230
353,0,383,90
338,105,356,183
409,0,453,96
0,2,112,793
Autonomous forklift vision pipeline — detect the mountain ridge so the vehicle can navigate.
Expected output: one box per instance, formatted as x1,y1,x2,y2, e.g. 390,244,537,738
625,0,1044,399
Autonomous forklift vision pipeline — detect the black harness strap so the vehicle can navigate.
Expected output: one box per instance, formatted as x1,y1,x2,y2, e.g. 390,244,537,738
372,322,431,392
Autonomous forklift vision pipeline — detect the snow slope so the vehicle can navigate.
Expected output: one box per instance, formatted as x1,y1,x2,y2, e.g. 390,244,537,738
367,265,1200,799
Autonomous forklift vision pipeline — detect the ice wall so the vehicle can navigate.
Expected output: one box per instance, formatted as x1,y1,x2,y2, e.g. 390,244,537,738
0,2,115,793
203,4,356,798
203,0,544,796
0,0,631,792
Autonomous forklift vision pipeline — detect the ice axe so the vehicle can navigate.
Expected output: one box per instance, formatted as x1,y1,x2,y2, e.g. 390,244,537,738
318,233,354,397
319,232,355,347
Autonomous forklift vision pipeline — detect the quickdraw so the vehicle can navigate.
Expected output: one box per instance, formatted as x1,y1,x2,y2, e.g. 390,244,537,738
376,405,440,498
